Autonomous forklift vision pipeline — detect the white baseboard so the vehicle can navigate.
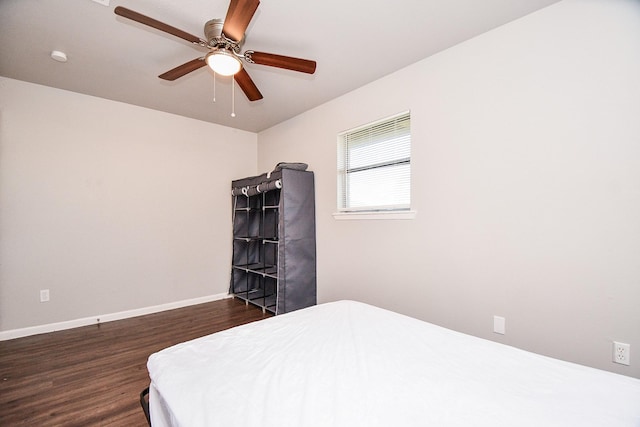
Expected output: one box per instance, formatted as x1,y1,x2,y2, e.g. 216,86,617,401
0,293,232,341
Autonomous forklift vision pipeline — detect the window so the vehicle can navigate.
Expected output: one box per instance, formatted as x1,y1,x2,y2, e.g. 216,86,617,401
337,111,411,213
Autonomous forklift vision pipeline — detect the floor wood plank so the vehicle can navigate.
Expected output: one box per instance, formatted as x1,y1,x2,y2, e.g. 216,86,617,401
0,298,270,426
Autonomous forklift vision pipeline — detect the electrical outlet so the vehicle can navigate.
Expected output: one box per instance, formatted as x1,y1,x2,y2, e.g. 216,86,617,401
493,316,505,335
40,289,50,303
613,341,630,366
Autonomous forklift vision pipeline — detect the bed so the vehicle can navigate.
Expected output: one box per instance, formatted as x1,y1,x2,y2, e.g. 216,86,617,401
146,300,640,426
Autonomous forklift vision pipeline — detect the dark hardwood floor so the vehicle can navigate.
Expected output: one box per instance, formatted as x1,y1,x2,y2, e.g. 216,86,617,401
0,298,270,426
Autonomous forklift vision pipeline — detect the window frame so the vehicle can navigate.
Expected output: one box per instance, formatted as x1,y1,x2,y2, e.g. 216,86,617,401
335,111,414,219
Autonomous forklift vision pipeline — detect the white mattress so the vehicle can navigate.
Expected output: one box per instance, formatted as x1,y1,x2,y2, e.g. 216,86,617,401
147,300,640,426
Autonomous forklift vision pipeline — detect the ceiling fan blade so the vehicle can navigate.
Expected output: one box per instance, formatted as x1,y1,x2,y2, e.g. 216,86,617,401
222,0,260,42
159,58,207,81
114,6,204,45
234,68,263,101
245,51,316,74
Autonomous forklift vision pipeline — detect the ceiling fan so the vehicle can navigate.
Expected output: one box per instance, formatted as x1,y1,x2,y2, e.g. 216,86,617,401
114,0,317,101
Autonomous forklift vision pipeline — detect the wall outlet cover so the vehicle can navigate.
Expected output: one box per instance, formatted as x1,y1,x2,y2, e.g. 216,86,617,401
493,316,506,335
613,341,630,366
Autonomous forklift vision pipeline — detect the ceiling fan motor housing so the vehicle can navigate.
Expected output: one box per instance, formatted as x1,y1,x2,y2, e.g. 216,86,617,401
205,19,242,53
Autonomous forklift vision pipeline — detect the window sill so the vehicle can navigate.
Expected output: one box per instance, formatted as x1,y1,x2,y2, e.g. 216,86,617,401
332,210,417,221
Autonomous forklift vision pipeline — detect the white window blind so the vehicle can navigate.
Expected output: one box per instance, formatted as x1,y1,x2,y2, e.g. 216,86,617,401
337,111,411,212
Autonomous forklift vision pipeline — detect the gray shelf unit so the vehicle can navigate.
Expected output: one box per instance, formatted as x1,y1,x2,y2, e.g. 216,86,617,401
230,168,316,314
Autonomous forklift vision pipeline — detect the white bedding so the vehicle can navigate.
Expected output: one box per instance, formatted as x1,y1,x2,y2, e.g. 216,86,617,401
147,300,640,426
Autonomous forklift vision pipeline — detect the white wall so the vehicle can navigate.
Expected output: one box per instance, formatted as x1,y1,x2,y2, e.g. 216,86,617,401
258,0,640,378
0,77,257,333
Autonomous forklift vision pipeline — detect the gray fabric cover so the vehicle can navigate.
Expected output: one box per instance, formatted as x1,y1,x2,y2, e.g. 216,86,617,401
273,162,308,172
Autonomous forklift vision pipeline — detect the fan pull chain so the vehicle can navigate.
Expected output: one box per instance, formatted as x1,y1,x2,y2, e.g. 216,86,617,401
213,72,216,103
231,77,236,118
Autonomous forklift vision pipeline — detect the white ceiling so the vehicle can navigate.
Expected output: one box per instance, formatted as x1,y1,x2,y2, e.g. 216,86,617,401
0,0,561,133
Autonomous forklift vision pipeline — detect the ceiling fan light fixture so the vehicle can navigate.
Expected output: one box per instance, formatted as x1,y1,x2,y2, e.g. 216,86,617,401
206,50,242,76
